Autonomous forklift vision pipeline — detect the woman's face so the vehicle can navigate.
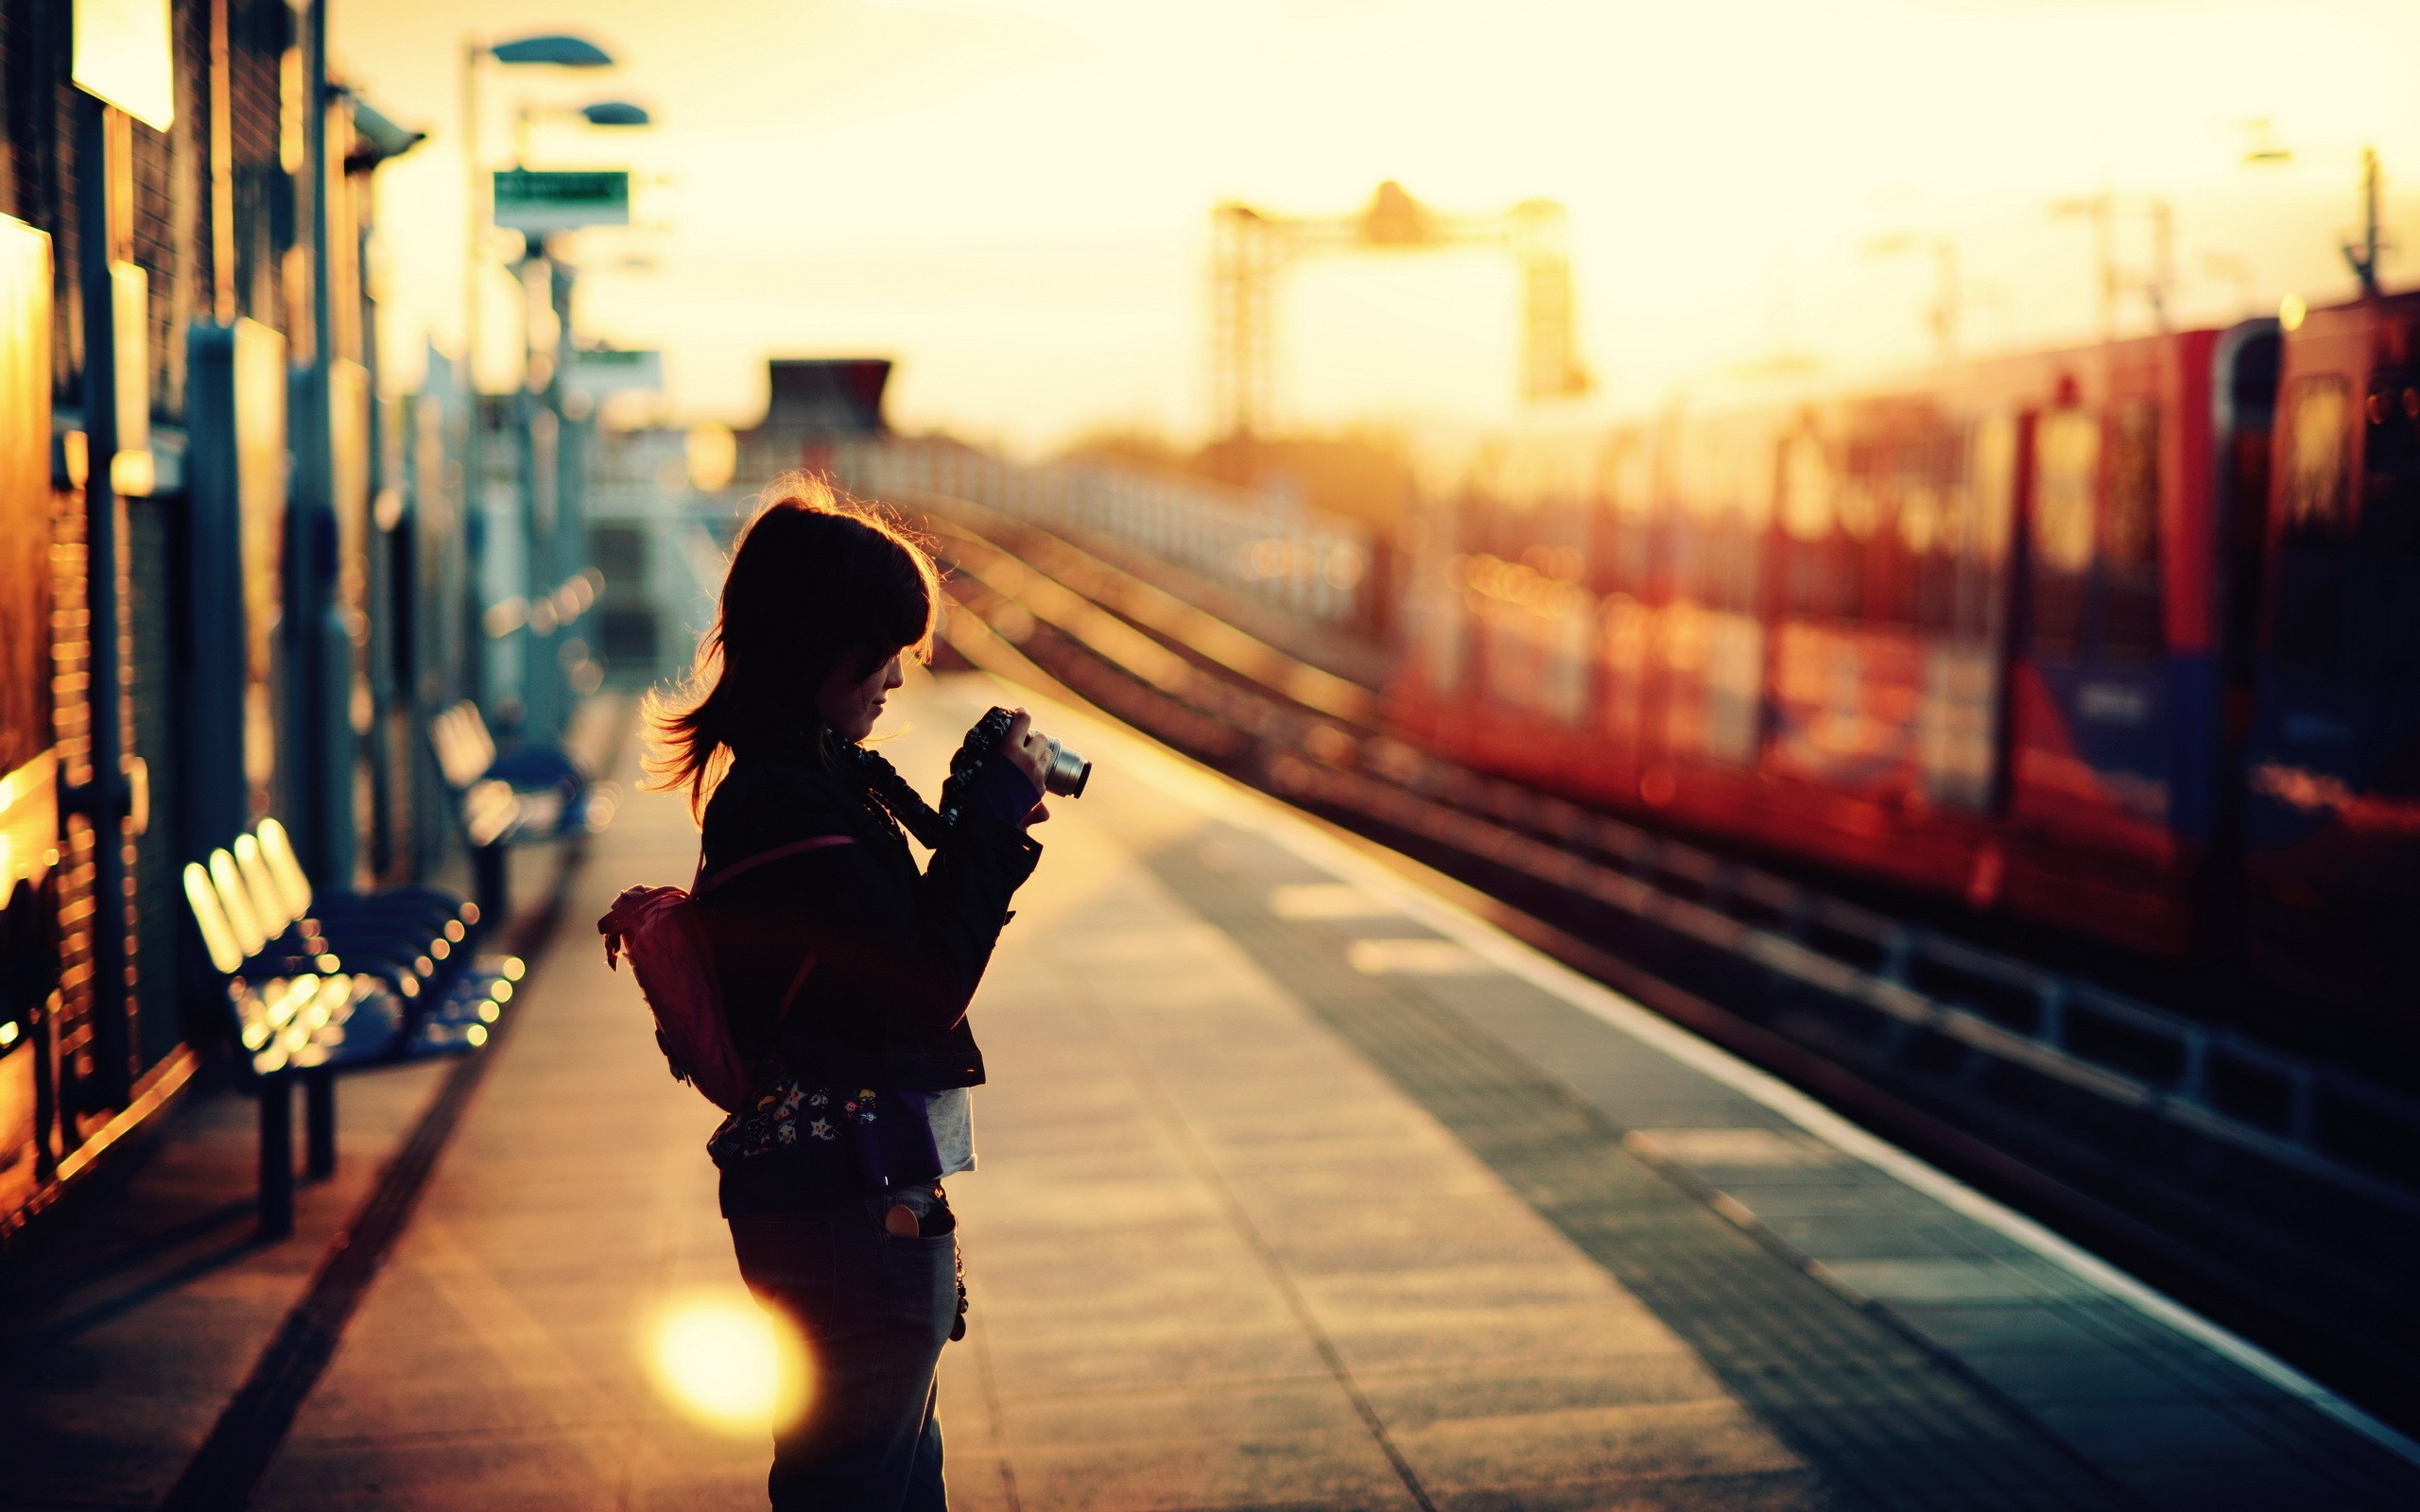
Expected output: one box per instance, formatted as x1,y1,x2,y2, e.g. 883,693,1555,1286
818,649,906,743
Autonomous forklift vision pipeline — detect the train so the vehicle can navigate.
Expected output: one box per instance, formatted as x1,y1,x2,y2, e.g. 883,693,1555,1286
0,3,594,1234
1389,293,2420,1028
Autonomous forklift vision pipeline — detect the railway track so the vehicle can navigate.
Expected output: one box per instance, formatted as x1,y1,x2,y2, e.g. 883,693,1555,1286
899,484,2420,1435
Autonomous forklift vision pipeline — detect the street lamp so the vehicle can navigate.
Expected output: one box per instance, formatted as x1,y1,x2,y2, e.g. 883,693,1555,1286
502,94,656,742
458,32,615,714
462,32,614,394
2241,133,2389,300
491,35,614,67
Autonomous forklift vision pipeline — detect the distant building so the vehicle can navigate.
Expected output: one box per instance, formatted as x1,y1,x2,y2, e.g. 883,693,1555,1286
735,359,893,482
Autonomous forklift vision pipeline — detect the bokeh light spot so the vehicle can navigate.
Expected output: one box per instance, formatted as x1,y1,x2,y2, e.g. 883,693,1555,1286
643,1290,809,1435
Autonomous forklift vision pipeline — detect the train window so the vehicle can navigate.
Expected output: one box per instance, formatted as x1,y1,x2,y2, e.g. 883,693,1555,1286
1968,412,2018,566
1837,472,1880,541
2030,409,2098,653
1610,435,1654,521
2281,375,2351,532
1959,413,2018,642
1779,428,1839,620
1907,480,1952,631
1889,423,1955,631
2272,375,2354,670
2102,401,2164,656
1780,430,1832,542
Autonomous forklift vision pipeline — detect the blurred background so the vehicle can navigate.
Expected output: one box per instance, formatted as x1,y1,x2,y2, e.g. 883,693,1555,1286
336,0,2418,447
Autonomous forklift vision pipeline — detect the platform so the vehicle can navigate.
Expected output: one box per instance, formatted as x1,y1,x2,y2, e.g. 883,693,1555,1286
8,669,2418,1512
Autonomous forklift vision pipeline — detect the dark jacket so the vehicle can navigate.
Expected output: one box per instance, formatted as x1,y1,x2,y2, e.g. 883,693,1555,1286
696,738,1040,1212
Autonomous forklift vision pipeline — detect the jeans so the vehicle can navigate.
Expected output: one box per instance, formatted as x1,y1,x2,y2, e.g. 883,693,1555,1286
729,1186,958,1511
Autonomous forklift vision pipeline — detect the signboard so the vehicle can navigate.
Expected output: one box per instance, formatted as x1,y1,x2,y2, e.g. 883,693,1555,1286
493,170,631,235
72,0,176,130
565,347,662,397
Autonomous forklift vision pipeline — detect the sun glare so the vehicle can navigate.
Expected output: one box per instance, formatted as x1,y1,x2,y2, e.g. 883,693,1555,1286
643,1290,810,1435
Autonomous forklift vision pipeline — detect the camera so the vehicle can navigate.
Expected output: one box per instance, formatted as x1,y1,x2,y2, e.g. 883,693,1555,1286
942,706,1090,828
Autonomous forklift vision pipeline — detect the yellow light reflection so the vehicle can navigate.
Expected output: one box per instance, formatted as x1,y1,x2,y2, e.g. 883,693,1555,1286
643,1290,809,1437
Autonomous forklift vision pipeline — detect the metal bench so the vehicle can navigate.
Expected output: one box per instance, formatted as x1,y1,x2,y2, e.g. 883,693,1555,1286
429,701,610,922
183,820,524,1237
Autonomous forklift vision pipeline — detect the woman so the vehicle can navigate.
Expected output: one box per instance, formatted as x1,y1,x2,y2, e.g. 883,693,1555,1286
645,477,1051,1510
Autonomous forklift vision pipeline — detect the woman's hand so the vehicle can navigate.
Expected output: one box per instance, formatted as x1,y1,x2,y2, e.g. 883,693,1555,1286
999,711,1052,826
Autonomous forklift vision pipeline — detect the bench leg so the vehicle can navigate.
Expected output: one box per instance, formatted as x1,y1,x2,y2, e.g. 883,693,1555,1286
473,843,509,932
259,1077,294,1240
305,1070,337,1179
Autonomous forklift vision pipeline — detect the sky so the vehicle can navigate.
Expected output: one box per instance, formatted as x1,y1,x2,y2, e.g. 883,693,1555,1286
332,0,2420,454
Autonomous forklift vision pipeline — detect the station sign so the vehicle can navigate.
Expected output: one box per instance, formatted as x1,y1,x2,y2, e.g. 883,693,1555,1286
564,347,663,396
493,170,631,235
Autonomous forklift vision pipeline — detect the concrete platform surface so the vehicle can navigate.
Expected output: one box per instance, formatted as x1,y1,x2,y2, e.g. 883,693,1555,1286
11,668,2420,1511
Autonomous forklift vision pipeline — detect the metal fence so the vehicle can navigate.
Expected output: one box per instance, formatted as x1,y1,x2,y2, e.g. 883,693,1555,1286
828,438,1374,628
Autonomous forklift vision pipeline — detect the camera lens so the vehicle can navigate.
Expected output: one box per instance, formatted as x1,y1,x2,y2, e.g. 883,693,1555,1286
1042,739,1091,799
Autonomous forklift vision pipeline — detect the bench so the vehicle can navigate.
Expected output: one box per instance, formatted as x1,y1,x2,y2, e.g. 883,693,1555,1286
183,819,525,1237
430,701,612,922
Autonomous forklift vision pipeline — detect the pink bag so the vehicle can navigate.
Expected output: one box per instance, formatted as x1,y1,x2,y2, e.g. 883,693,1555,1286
598,835,855,1112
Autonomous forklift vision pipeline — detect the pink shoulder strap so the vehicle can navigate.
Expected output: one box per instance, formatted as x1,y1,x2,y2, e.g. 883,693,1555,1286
694,834,856,896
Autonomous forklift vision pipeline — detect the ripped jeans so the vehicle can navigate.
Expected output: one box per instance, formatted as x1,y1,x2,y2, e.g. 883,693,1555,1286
729,1184,958,1511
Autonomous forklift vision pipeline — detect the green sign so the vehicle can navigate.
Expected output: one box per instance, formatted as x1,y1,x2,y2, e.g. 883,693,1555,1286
565,348,663,396
493,169,631,234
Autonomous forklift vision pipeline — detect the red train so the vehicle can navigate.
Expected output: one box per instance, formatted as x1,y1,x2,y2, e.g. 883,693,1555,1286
1388,293,2420,1022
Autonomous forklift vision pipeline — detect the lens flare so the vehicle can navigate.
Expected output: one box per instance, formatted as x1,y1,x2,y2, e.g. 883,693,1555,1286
643,1290,809,1435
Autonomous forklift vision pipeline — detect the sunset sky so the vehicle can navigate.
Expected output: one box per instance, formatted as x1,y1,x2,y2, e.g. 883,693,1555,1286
332,0,2419,453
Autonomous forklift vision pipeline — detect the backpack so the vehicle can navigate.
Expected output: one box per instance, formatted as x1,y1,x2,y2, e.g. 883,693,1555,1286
597,835,856,1111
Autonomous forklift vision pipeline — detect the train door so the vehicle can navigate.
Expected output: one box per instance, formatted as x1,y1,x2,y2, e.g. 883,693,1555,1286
1658,415,1766,772
2242,295,2420,1016
1765,404,1930,806
1590,429,1654,772
1914,411,2017,814
2011,374,2180,852
0,218,54,1224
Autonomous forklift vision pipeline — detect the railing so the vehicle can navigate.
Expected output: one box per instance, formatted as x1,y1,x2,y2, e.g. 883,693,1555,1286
827,438,1374,628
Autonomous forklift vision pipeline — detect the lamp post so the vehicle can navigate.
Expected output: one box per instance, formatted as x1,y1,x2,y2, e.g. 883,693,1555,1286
458,33,614,716
508,97,653,740
461,34,613,392
2242,135,2390,301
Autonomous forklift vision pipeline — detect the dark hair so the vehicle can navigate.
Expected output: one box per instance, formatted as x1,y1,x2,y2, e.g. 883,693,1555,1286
644,474,943,821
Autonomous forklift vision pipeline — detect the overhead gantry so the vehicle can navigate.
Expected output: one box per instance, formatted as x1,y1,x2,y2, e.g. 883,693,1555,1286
1210,180,1591,439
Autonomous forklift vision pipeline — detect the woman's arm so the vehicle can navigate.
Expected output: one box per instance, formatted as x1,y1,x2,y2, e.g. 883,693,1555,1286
703,765,1040,1053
